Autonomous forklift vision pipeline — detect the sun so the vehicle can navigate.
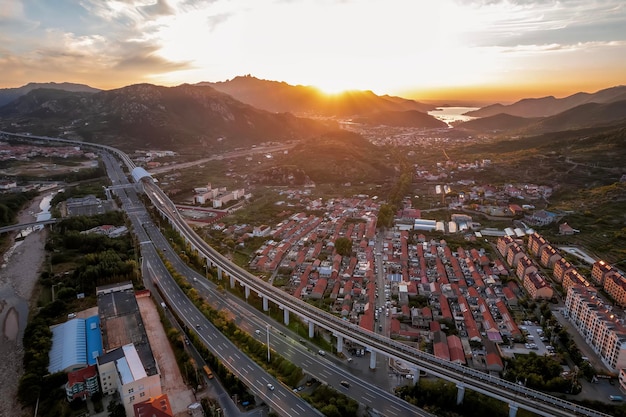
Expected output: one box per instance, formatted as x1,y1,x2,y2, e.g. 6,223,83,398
311,78,360,95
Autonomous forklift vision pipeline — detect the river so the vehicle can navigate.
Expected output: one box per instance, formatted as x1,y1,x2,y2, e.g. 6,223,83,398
0,193,52,416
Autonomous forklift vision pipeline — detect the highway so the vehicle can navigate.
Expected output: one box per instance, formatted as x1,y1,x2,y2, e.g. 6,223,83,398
1,130,612,417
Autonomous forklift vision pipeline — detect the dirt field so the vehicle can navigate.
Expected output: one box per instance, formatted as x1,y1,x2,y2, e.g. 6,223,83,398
136,296,197,417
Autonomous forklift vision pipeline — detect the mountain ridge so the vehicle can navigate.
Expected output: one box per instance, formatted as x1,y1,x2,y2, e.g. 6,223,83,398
465,85,626,118
0,82,100,107
198,75,436,116
0,83,335,152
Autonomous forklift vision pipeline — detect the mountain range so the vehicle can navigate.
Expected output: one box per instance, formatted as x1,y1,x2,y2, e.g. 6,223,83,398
464,85,626,118
1,77,626,151
198,75,435,116
0,83,335,151
0,82,100,107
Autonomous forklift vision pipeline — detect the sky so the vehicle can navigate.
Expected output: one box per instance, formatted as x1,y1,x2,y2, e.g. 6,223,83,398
1,0,625,103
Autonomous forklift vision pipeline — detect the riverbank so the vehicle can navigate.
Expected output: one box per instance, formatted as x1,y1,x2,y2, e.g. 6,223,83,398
0,194,49,417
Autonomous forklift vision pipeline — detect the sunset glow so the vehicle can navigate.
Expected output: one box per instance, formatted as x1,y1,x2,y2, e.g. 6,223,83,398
1,0,625,103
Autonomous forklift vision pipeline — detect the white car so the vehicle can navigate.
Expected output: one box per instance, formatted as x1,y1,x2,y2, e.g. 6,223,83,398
267,383,275,391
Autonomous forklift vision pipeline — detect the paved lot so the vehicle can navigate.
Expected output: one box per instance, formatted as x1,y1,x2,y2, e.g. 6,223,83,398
137,296,197,417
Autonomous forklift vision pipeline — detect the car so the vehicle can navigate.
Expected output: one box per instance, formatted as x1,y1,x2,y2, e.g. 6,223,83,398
267,383,275,391
609,395,623,401
195,324,201,329
340,380,350,388
318,350,326,356
255,329,262,336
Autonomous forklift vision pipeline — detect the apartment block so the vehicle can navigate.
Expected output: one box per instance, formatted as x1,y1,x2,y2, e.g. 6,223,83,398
506,244,525,268
527,232,548,257
523,272,553,300
540,245,562,268
565,285,626,373
591,260,616,286
516,256,537,280
553,258,575,283
604,273,626,308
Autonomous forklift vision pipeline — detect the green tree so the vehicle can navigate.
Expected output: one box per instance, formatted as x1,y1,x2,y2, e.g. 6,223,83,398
334,237,352,256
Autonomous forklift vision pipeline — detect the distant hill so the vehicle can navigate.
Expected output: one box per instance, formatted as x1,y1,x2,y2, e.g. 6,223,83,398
271,130,396,184
528,100,626,133
352,110,447,128
0,82,100,107
0,83,335,152
457,100,626,134
465,85,626,118
199,75,435,117
456,113,541,132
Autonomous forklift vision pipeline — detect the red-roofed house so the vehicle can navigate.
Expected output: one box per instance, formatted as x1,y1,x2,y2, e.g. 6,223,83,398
447,335,466,364
133,394,173,417
66,365,99,401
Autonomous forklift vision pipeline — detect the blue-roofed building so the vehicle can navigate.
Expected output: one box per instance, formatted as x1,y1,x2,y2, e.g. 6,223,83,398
86,316,103,366
48,316,103,374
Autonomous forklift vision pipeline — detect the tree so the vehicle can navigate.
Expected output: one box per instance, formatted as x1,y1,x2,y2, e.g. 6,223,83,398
334,237,352,257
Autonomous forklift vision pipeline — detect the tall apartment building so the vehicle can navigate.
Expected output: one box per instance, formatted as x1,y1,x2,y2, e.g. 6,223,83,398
604,273,626,308
527,232,549,257
591,260,616,286
565,285,626,373
540,245,562,268
516,256,537,280
523,272,553,300
553,258,575,283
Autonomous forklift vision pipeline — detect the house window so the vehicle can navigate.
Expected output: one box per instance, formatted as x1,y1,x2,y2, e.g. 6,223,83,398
128,388,134,394
129,396,135,402
140,392,145,398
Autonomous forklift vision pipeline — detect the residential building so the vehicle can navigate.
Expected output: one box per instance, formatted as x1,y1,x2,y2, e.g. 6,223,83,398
562,270,589,294
133,394,174,417
527,232,549,257
540,245,561,268
523,272,553,300
553,258,575,283
66,365,100,401
516,256,537,280
604,273,626,308
591,260,617,286
565,285,626,373
506,244,525,267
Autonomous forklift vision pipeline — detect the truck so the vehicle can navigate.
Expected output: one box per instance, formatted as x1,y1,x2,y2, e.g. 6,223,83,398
203,365,214,379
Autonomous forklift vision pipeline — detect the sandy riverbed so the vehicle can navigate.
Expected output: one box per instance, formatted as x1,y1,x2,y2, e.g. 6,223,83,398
0,194,49,417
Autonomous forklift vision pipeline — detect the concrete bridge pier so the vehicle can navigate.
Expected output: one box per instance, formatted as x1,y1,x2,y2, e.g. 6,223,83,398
217,267,222,280
283,308,289,325
410,366,420,384
508,403,518,417
336,335,343,353
369,351,377,370
456,383,465,405
244,285,250,300
262,296,269,312
229,275,235,288
308,321,315,338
